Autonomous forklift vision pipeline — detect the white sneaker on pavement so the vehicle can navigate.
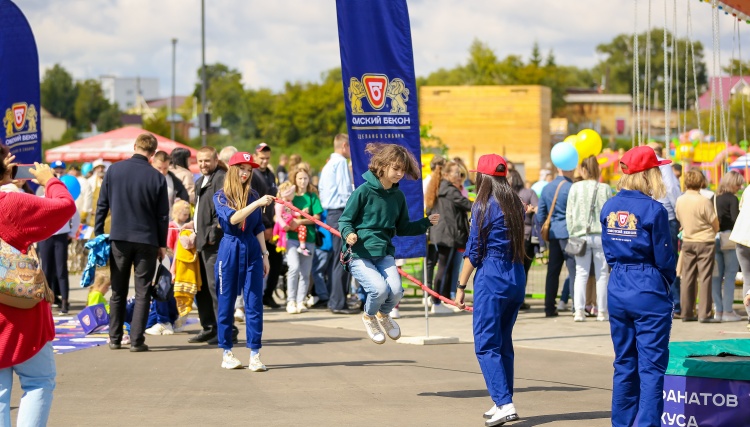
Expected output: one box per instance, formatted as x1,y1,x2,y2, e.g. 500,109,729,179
221,351,243,370
722,311,743,322
173,315,187,333
431,303,454,314
376,312,401,340
296,301,308,313
596,312,609,322
362,314,386,344
714,312,723,322
306,295,320,308
249,353,268,372
557,300,567,311
234,308,245,323
573,309,586,322
286,301,297,314
483,404,497,419
145,322,173,335
485,403,519,427
390,308,401,319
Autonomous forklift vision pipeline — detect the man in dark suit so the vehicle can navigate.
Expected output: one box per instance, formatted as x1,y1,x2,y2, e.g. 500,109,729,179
189,146,230,344
96,133,169,352
252,142,282,309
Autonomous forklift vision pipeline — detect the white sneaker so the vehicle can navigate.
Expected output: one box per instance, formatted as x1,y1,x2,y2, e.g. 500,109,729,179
249,353,268,372
423,296,434,307
306,295,320,308
173,315,187,333
377,312,401,340
234,308,245,323
221,351,243,370
145,322,173,335
722,311,743,322
557,300,567,311
483,404,497,419
485,403,519,427
286,301,297,314
122,334,131,345
296,301,308,313
431,303,453,314
597,312,609,322
390,308,401,319
573,309,586,322
362,314,386,344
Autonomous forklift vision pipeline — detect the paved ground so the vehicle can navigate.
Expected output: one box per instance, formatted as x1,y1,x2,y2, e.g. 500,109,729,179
9,275,750,426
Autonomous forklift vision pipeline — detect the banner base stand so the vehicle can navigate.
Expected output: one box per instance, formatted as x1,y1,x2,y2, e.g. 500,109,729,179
397,336,459,346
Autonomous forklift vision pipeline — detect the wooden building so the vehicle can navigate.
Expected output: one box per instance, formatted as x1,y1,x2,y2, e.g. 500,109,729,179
419,85,551,182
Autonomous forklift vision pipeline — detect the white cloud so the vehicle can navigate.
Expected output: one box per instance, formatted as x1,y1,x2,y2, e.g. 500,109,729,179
15,0,750,97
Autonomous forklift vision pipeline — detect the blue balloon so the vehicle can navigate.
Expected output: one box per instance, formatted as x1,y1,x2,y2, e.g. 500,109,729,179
551,142,579,171
60,174,81,200
81,162,93,176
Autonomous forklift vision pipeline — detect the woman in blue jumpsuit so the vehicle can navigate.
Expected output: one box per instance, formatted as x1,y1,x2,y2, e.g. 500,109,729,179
599,146,675,427
455,154,526,427
213,152,275,371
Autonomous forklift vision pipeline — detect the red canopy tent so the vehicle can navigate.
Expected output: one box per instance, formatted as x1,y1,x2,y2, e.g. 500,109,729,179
44,126,198,166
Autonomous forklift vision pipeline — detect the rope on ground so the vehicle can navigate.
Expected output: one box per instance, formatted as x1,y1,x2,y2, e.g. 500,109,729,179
274,198,473,312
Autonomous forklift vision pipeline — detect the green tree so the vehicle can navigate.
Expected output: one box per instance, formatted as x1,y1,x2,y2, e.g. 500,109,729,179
594,28,707,107
73,79,114,131
722,59,750,76
40,64,77,123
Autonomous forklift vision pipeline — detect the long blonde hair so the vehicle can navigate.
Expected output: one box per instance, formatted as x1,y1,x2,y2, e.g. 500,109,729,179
223,165,252,210
425,161,457,210
617,167,666,199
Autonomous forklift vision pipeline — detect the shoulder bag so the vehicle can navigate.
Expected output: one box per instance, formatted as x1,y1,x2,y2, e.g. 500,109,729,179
714,195,736,251
565,183,599,257
0,240,54,309
540,181,565,242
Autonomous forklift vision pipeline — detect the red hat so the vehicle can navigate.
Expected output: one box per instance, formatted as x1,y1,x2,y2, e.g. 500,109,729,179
228,152,260,168
469,154,508,177
620,146,671,175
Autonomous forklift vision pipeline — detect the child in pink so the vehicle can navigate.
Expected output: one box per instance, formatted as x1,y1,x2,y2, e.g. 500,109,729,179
274,182,310,256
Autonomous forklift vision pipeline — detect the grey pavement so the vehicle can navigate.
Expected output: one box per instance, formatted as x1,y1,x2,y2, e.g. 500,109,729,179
9,274,750,426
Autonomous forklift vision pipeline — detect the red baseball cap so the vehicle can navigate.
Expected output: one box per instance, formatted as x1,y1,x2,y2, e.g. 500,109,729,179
620,146,671,175
469,154,508,177
228,152,260,168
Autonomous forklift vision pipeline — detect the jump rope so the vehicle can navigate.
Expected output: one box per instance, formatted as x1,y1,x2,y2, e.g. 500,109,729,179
273,198,473,312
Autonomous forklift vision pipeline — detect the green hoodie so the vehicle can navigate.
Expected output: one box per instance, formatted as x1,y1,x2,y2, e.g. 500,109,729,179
338,170,432,259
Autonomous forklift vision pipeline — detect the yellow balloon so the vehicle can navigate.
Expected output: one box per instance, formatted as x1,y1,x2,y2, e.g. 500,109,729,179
563,135,578,145
575,129,603,160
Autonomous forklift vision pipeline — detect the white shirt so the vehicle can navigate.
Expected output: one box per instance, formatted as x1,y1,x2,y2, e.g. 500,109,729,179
318,153,353,210
194,176,210,235
730,192,750,247
656,160,682,221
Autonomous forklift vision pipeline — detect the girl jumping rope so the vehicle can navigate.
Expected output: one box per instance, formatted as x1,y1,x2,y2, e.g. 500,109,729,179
454,154,526,426
338,143,439,344
213,152,275,371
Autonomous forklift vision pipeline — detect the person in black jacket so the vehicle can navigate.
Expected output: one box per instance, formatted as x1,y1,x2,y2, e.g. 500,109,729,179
425,160,472,313
251,143,282,309
189,146,230,344
152,151,189,208
95,133,169,352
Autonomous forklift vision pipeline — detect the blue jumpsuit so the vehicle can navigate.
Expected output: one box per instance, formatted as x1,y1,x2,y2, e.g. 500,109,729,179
599,189,675,427
213,190,266,350
466,199,526,407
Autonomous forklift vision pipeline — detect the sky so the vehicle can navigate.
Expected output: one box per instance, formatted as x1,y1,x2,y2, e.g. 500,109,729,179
15,0,750,98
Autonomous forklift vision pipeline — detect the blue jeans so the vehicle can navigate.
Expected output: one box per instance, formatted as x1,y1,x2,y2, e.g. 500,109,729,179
311,248,331,301
712,237,740,313
349,256,402,316
669,219,681,312
0,342,56,427
449,250,464,299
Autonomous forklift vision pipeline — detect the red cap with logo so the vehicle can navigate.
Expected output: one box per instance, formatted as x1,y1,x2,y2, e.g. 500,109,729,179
620,146,671,175
469,154,508,177
228,152,260,168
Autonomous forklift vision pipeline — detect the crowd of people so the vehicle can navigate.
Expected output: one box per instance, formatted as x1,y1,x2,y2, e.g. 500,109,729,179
2,132,750,426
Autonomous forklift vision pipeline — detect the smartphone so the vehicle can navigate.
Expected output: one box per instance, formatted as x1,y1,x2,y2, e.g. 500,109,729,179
12,164,35,181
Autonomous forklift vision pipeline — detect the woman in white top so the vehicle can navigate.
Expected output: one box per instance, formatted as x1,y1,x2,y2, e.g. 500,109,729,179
565,155,612,322
729,186,750,331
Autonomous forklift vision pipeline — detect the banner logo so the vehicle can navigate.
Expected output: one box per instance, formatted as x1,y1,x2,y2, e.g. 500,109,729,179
349,74,410,115
361,74,388,110
3,102,37,138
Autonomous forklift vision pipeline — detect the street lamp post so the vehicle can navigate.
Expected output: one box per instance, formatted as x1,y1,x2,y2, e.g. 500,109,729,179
200,0,207,146
171,38,177,141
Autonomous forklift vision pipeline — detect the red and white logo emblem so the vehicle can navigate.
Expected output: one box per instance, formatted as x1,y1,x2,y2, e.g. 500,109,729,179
13,103,27,130
362,74,389,110
617,211,629,228
243,153,251,161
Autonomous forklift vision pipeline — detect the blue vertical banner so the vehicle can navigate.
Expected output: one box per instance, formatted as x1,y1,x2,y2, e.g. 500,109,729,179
335,0,426,258
0,0,42,164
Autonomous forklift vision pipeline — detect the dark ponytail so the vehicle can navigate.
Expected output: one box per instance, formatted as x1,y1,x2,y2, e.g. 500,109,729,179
474,164,525,263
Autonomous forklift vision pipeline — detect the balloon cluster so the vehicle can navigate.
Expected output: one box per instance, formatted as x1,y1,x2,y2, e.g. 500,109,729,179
551,129,603,171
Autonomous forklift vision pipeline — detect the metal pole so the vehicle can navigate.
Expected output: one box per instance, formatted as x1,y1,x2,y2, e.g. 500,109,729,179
200,0,207,147
170,38,177,141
